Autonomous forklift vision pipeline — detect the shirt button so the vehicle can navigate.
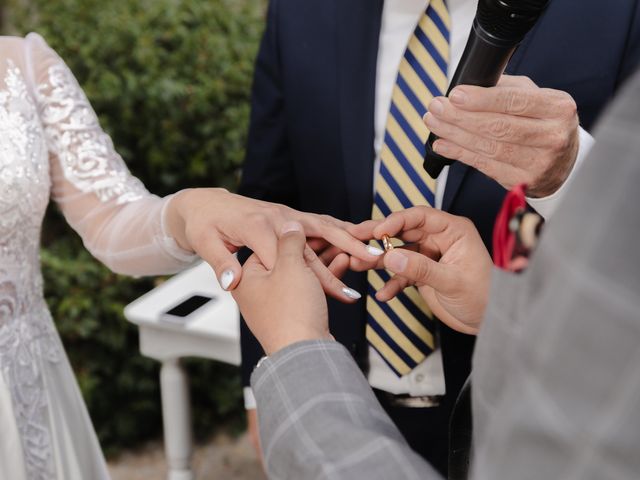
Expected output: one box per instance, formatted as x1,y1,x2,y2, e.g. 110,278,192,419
415,374,425,383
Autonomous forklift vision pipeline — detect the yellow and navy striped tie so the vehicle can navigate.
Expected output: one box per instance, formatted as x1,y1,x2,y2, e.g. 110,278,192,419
366,0,450,376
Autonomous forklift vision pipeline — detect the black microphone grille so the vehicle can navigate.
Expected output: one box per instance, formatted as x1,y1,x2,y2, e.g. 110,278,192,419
476,0,551,45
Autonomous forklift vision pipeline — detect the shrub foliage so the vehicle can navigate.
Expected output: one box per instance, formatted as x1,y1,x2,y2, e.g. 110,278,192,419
3,0,264,453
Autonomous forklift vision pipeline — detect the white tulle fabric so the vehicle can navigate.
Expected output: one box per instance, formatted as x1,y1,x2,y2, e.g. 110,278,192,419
0,33,197,480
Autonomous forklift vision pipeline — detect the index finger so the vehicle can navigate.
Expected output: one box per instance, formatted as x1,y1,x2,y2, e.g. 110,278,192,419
295,214,385,260
372,207,449,240
449,84,572,119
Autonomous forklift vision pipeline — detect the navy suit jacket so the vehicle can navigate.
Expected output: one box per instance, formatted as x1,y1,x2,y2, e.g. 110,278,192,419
239,0,640,409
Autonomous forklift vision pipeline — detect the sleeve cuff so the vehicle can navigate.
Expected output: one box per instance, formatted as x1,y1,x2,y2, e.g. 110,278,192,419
526,126,595,219
158,194,200,264
243,387,257,410
251,339,360,398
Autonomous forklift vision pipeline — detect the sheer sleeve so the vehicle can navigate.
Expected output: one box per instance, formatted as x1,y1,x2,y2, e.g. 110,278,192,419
24,33,197,276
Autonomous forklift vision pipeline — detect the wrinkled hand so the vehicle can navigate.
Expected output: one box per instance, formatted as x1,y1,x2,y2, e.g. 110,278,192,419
165,188,380,298
425,75,579,198
232,222,331,355
354,207,492,335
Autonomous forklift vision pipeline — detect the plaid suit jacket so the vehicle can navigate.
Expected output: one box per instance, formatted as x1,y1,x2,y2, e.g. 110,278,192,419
251,70,640,480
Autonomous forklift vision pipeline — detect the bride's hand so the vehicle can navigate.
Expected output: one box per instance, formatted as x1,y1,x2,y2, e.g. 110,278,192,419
164,188,382,300
232,222,331,355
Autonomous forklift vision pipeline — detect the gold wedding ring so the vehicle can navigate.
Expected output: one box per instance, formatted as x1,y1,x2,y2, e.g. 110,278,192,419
382,235,394,252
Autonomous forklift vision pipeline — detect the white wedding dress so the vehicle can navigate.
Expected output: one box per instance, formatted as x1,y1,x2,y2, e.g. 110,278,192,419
0,33,197,479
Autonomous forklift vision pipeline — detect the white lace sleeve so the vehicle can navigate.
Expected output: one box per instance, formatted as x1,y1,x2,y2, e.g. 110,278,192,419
25,33,197,276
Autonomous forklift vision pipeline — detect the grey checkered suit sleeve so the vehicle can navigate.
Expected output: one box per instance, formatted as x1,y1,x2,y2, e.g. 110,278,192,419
470,69,640,479
251,340,442,480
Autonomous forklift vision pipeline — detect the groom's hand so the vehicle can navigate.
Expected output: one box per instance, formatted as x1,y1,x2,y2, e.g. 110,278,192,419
363,207,493,335
232,222,332,355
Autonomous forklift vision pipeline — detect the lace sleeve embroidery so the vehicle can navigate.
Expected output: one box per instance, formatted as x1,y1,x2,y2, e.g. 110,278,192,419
36,61,148,205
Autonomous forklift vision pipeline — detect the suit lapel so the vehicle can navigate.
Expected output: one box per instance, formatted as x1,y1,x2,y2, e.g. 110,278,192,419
337,0,384,222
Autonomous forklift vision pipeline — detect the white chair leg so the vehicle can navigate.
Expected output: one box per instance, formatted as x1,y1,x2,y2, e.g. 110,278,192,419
160,359,195,480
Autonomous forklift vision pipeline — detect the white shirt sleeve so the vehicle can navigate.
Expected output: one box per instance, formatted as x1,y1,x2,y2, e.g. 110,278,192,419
526,126,596,220
26,33,198,276
243,387,257,410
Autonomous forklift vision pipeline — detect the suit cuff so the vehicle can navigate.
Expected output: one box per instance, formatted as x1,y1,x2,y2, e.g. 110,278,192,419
526,126,595,219
243,387,257,410
250,339,377,432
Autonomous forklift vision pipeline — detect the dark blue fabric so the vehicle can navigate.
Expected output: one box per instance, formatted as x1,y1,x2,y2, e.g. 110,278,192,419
238,0,640,473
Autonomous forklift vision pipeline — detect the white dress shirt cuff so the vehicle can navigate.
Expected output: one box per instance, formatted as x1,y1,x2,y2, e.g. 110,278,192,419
243,386,257,410
526,126,595,219
367,346,447,396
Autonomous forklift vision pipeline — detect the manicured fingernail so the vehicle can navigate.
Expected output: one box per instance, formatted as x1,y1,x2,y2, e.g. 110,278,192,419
433,141,451,155
385,250,408,273
342,287,362,300
220,269,235,290
429,98,445,115
281,221,302,234
450,89,467,105
366,245,385,256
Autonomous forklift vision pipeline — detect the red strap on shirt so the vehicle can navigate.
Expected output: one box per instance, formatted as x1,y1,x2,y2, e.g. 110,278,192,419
492,183,527,270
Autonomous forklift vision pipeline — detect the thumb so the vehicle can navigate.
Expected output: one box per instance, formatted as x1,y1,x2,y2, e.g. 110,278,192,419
196,236,243,291
276,222,307,268
383,249,452,291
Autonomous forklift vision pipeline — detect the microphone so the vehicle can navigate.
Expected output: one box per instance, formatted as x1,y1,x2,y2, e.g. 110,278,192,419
423,0,551,179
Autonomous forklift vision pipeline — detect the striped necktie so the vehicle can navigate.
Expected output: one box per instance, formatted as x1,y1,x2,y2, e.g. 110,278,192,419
366,0,450,376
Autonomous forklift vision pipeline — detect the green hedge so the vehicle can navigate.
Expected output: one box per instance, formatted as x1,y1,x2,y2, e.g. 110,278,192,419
4,0,265,454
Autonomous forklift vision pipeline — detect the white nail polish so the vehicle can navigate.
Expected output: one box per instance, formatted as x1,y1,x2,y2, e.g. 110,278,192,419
342,287,362,300
366,245,385,256
220,270,234,290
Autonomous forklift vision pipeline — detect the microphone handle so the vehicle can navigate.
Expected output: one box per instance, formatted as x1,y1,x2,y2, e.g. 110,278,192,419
423,20,517,179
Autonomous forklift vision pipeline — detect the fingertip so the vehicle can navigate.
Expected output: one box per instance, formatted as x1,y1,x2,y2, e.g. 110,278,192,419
432,140,452,157
375,290,390,303
220,267,239,291
384,250,408,274
341,287,362,301
365,244,385,257
449,88,468,106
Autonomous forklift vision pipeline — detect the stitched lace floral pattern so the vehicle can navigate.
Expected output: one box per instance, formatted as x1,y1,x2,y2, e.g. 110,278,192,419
37,62,147,205
0,58,59,480
0,46,148,478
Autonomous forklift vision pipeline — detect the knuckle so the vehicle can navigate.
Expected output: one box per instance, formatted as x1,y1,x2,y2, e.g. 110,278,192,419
505,90,529,115
414,259,431,283
481,138,499,158
317,214,336,228
548,131,571,153
500,142,517,159
469,153,489,172
248,212,271,229
459,217,475,233
556,92,578,117
517,75,537,87
447,103,463,123
487,118,511,139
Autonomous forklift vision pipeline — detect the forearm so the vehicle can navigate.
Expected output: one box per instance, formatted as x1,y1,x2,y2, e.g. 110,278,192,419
70,193,198,276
